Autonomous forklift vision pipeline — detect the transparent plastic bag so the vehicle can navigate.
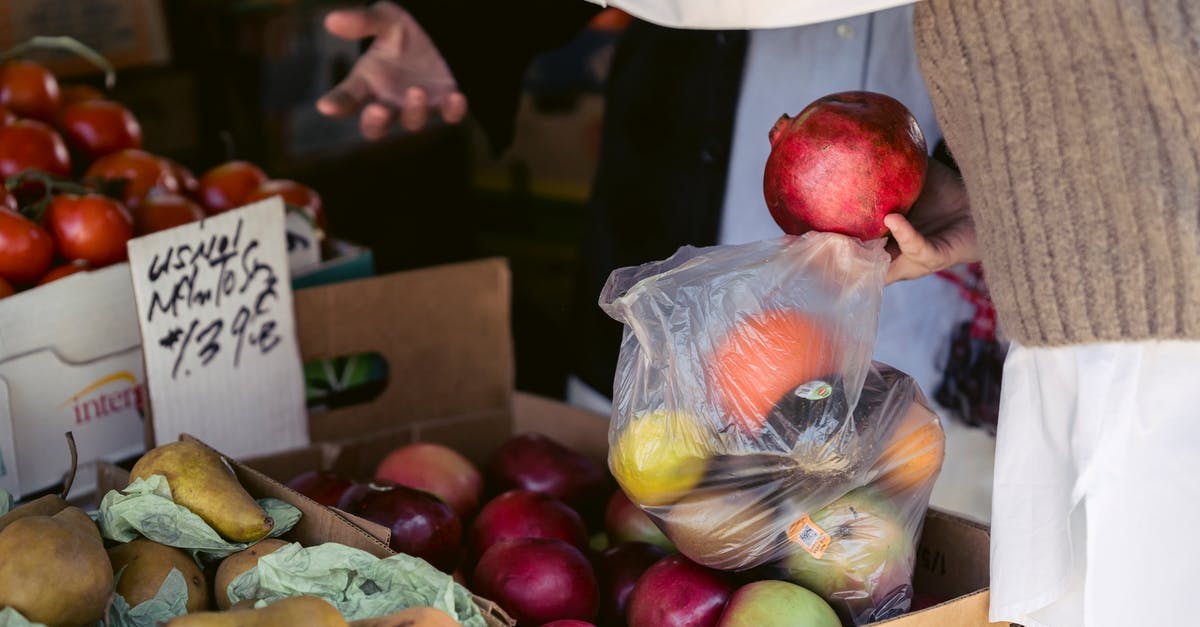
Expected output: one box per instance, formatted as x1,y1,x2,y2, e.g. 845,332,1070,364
600,232,945,624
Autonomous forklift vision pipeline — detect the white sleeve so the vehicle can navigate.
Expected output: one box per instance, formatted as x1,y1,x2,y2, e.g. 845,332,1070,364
582,0,920,30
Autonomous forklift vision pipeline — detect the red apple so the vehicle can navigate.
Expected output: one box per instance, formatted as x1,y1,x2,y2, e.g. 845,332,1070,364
763,91,927,240
626,554,734,627
597,542,669,626
474,538,599,626
337,481,462,573
604,489,674,551
286,470,354,507
487,432,609,521
470,490,588,560
374,443,484,518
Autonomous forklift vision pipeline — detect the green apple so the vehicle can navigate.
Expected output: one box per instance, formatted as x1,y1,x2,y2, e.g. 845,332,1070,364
718,580,841,627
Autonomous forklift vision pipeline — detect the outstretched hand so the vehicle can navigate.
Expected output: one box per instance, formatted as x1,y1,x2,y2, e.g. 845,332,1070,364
885,159,979,284
317,1,468,140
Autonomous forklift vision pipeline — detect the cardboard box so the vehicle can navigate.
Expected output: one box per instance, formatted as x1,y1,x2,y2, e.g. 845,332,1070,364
223,258,997,626
0,264,145,500
0,239,372,500
93,435,512,627
0,0,171,76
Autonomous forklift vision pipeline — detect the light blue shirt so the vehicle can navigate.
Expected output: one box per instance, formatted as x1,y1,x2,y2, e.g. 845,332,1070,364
716,6,961,398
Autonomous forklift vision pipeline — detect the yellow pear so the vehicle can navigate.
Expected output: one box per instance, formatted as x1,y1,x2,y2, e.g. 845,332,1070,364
109,538,211,613
165,596,348,627
130,440,274,543
213,538,289,609
0,507,113,627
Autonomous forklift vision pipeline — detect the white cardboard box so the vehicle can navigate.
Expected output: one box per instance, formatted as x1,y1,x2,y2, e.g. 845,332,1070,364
0,264,144,499
0,233,370,499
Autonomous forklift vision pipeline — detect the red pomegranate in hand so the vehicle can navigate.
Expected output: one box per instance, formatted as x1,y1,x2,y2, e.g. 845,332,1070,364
763,91,927,240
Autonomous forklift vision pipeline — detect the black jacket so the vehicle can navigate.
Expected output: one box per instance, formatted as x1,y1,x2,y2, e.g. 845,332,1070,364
403,0,750,397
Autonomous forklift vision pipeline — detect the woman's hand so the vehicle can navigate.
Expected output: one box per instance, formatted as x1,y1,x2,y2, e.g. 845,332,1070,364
885,158,979,284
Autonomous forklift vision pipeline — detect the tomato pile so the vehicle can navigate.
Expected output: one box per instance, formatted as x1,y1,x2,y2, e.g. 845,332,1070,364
0,56,326,298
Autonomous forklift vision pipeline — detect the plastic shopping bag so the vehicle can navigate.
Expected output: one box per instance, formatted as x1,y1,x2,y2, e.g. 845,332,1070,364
600,232,945,624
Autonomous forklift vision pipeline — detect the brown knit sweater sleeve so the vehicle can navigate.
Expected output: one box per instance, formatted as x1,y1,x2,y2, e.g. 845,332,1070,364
913,0,1200,346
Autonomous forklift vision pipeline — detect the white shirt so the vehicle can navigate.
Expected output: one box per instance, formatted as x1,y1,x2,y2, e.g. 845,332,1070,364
585,0,916,31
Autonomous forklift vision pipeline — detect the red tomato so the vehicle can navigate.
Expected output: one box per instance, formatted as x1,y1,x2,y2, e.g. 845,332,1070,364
59,99,143,162
0,119,71,178
0,208,54,284
0,106,14,126
0,60,60,123
133,192,204,236
245,179,326,228
0,276,13,299
0,186,15,211
44,194,133,267
84,149,179,209
38,262,90,285
164,158,200,198
59,84,105,106
198,160,268,214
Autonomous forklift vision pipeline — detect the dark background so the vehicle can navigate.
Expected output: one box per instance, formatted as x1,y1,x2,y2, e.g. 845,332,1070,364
29,0,624,400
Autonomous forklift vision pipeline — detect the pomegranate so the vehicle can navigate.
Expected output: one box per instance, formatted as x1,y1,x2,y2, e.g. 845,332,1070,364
763,91,927,240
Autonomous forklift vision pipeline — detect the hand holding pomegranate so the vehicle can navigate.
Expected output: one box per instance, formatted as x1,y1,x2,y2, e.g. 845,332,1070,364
883,159,978,284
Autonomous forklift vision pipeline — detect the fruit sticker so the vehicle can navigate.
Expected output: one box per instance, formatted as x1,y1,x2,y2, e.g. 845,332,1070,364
793,380,833,401
788,515,831,559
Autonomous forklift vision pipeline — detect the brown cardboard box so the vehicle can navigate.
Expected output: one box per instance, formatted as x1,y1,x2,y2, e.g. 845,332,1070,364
135,257,1001,626
93,435,513,627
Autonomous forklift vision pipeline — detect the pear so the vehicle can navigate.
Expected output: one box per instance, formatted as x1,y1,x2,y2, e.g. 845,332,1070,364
0,494,68,533
109,538,210,613
130,440,274,543
0,506,113,627
165,595,348,627
350,607,461,626
213,538,289,609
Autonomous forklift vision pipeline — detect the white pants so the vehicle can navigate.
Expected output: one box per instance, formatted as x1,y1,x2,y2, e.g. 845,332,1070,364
990,341,1200,627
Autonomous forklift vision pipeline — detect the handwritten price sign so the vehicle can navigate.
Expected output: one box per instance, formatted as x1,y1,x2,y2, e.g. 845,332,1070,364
127,198,309,457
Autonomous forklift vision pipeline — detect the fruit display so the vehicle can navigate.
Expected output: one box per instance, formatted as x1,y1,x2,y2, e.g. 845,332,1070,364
596,91,948,624
272,432,883,627
0,438,496,626
0,47,332,298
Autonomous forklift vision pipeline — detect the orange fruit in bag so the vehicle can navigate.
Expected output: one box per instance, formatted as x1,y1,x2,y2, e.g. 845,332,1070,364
709,309,839,433
871,403,945,497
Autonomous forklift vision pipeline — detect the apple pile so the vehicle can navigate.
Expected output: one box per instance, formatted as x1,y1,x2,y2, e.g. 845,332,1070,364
0,51,328,298
286,432,862,627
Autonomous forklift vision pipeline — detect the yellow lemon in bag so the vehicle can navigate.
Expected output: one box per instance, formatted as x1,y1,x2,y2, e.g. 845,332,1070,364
610,410,710,506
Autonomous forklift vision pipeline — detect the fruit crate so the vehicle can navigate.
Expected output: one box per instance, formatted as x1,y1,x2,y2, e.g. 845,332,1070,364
153,257,998,627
